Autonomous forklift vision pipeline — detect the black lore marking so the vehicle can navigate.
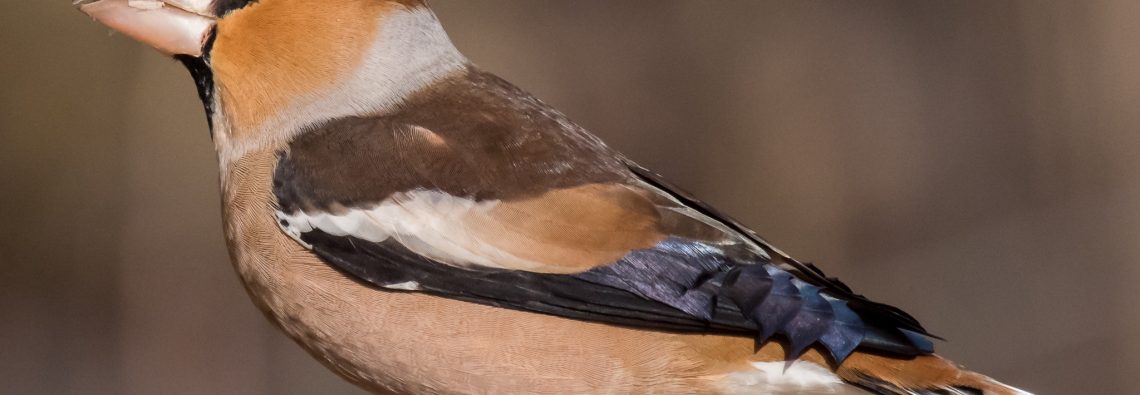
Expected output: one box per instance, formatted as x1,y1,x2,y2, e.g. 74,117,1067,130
212,0,258,17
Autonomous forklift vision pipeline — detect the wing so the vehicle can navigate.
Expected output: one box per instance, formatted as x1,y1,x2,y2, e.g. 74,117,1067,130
271,67,935,364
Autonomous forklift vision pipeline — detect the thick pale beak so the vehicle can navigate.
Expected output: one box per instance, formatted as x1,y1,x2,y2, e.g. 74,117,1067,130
76,0,217,57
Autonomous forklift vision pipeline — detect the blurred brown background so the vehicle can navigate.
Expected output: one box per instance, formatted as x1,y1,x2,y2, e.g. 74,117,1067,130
2,1,1137,394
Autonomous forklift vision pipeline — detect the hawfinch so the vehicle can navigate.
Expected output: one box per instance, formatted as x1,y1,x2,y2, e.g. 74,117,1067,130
75,1,1029,394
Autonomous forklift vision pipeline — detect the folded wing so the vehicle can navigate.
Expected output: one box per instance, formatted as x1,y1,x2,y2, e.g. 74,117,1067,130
271,67,935,364
275,150,932,363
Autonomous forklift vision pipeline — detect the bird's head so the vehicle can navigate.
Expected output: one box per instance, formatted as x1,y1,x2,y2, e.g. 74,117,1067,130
76,0,465,158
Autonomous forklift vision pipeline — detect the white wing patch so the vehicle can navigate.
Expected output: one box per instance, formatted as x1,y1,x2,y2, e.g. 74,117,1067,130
715,361,859,395
381,281,421,291
276,189,553,271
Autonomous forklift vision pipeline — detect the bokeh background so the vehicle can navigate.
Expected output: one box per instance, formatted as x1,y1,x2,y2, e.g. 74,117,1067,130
3,1,1138,393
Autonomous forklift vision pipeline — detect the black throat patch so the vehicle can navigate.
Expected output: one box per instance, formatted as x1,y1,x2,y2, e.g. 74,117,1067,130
174,28,218,135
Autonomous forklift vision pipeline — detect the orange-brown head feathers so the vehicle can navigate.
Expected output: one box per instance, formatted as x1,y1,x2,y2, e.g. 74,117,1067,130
208,0,466,160
78,0,465,160
211,0,401,133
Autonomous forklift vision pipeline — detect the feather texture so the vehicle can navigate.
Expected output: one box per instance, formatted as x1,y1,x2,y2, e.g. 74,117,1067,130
270,67,941,362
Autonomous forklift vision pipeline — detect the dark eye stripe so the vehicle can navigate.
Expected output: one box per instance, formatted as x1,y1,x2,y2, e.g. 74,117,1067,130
212,0,257,17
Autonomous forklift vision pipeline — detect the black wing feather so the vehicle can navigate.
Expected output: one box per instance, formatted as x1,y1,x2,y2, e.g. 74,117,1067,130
299,223,933,362
626,162,937,339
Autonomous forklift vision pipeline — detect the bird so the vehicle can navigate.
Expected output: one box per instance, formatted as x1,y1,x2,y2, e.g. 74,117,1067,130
75,1,1031,394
